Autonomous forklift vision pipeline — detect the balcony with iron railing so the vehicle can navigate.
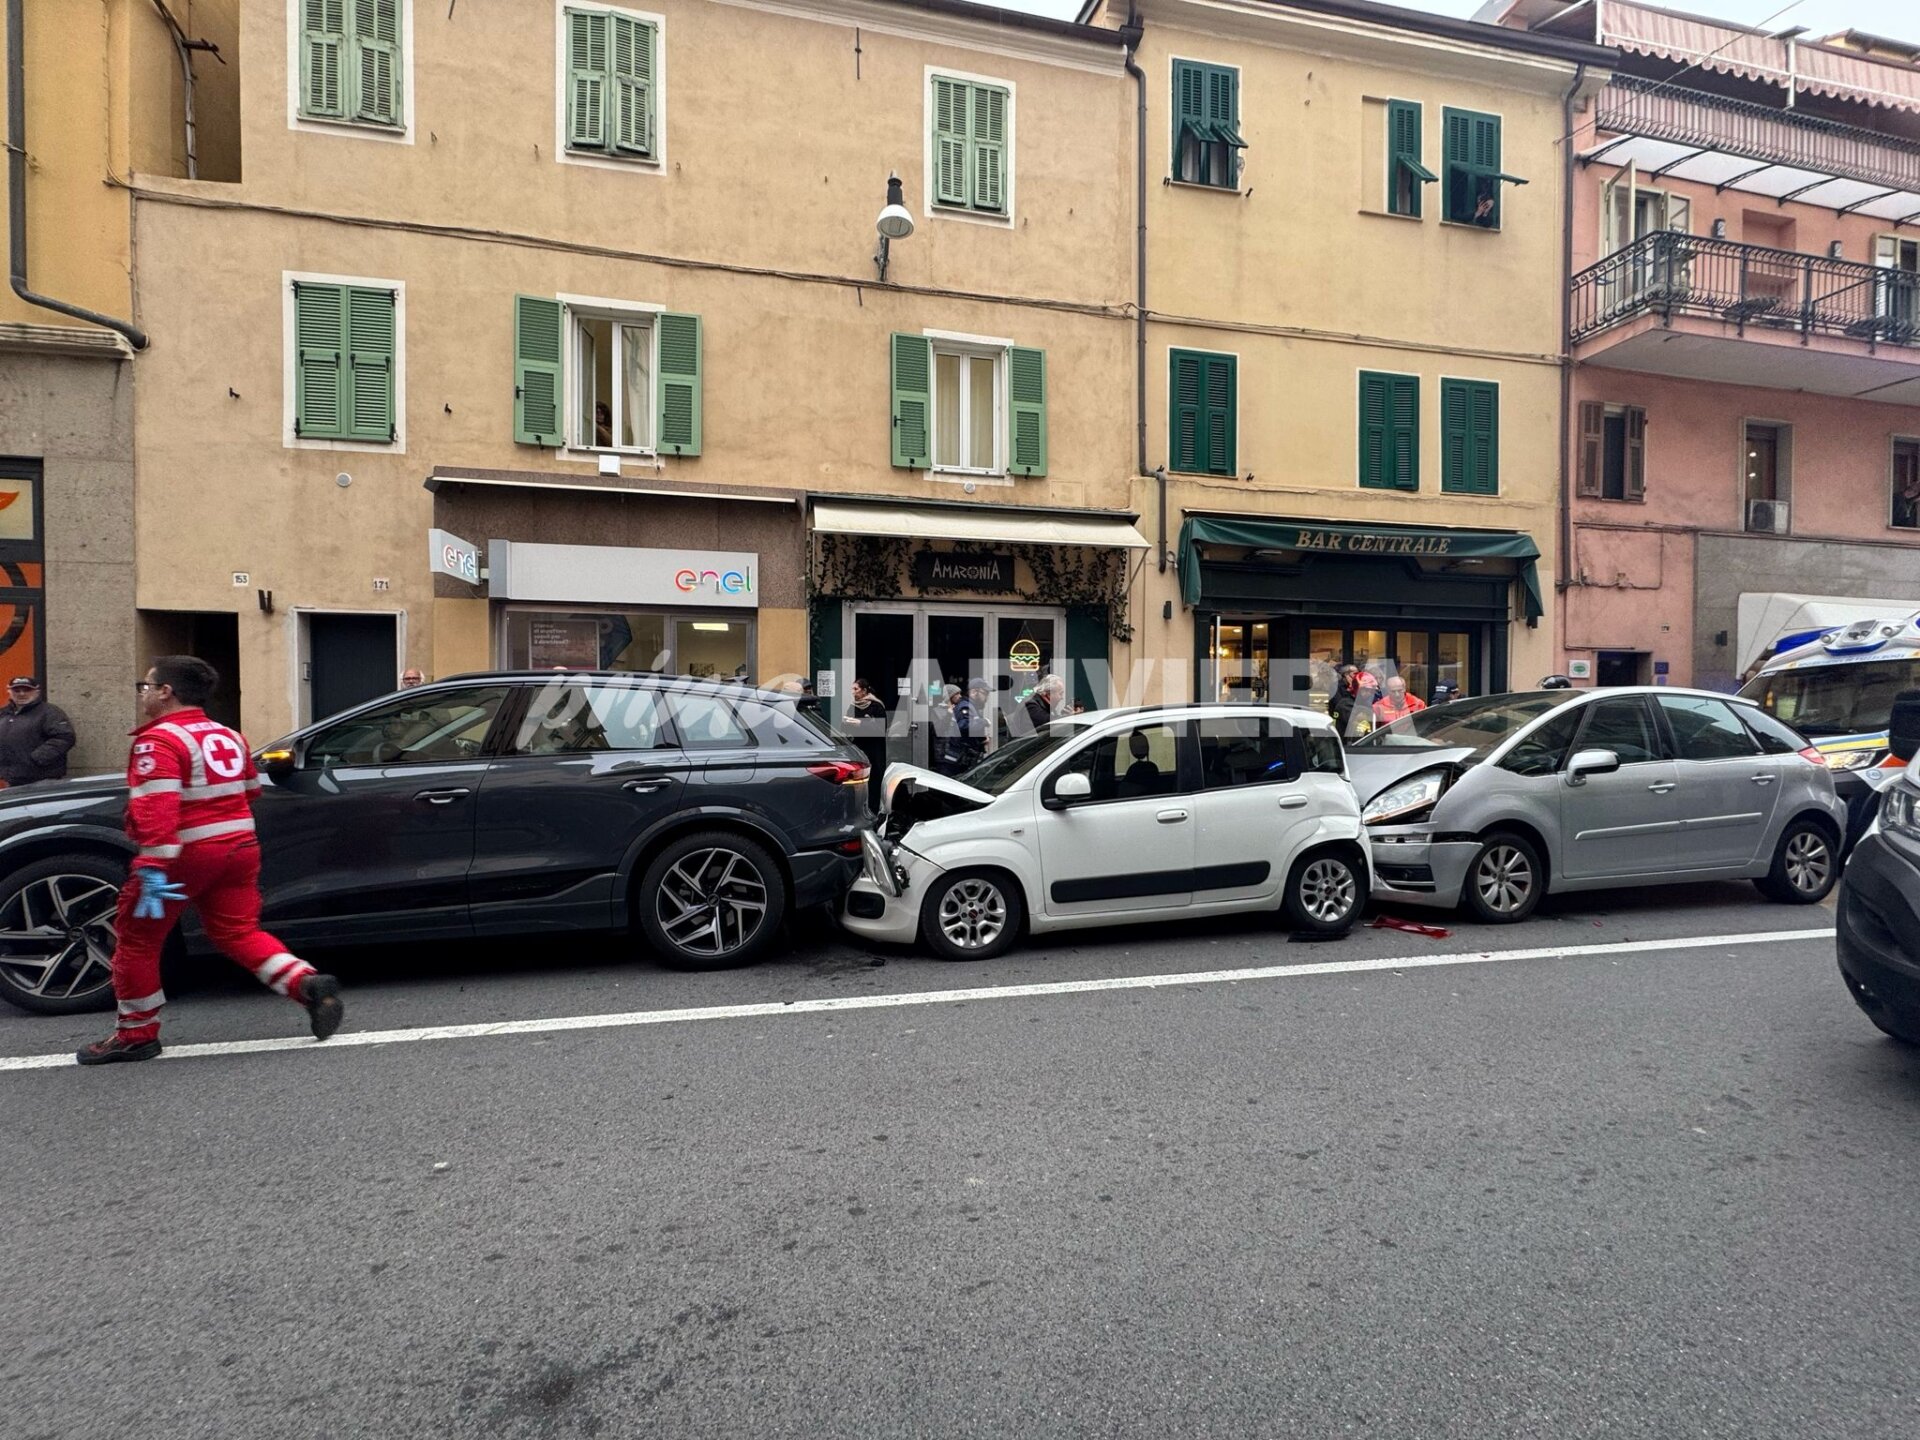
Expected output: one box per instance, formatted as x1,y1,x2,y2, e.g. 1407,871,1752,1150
1570,233,1920,404
1592,76,1920,220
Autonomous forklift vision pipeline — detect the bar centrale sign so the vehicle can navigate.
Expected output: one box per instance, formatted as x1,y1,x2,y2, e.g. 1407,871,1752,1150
1291,528,1456,556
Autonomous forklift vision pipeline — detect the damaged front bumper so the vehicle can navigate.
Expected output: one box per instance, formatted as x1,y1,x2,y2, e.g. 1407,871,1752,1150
841,829,938,944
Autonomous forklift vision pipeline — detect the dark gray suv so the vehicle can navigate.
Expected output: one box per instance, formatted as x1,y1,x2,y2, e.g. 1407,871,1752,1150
0,672,871,1014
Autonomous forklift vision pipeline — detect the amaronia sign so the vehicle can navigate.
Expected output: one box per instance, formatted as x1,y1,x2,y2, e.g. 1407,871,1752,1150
913,551,1013,591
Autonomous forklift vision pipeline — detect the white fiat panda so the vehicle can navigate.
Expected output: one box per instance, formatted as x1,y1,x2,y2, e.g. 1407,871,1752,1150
841,704,1369,961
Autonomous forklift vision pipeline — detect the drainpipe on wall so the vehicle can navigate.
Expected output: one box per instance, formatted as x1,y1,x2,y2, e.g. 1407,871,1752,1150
1122,15,1152,563
6,0,150,349
1555,62,1586,646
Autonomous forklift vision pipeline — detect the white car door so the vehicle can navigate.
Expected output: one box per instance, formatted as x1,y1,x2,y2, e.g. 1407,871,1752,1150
1189,712,1326,908
1035,718,1194,919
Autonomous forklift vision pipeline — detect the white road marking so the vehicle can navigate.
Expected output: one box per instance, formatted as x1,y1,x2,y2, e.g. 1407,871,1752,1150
2,927,1835,1074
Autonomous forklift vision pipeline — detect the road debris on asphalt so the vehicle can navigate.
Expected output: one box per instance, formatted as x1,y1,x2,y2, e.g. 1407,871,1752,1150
1369,915,1452,940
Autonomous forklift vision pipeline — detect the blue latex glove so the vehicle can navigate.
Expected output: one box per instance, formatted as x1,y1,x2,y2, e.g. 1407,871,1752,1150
132,868,187,921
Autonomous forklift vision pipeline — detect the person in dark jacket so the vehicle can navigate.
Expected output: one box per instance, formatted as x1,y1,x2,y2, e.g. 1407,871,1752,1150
0,677,75,786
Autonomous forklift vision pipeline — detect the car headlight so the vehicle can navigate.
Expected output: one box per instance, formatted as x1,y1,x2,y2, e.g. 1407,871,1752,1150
1362,769,1449,826
1882,783,1920,840
1825,749,1887,772
860,830,905,896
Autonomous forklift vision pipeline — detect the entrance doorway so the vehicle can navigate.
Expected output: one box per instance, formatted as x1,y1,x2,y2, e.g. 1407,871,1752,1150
842,603,1063,771
301,612,401,724
137,611,241,727
1595,650,1648,687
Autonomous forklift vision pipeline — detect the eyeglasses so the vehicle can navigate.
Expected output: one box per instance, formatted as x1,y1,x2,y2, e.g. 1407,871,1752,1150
135,681,156,693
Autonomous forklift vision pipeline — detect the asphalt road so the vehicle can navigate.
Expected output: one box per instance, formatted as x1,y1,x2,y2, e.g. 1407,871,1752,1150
2,882,1914,1439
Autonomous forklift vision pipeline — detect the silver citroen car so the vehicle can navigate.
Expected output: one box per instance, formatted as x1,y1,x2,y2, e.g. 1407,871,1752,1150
1345,688,1846,923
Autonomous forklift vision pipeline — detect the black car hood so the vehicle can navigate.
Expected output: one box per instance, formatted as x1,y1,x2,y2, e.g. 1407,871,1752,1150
1344,746,1479,804
0,771,127,807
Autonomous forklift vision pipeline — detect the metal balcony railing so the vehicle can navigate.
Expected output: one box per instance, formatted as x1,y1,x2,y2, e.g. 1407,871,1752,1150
1570,231,1920,347
1596,75,1920,197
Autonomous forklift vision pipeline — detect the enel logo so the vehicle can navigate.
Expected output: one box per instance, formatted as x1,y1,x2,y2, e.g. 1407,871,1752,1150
674,566,753,595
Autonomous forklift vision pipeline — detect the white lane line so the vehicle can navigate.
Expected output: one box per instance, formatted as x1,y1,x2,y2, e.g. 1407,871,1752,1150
0,926,1834,1074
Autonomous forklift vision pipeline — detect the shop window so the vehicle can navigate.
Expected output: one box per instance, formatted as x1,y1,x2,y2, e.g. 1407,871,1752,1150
500,608,752,678
513,297,699,456
0,463,44,694
1577,402,1645,501
1892,437,1920,529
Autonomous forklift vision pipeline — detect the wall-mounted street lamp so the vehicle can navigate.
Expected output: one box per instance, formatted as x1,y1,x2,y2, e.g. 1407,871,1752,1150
874,173,914,283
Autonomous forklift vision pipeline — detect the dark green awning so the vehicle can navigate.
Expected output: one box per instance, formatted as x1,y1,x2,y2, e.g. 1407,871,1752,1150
1178,516,1544,622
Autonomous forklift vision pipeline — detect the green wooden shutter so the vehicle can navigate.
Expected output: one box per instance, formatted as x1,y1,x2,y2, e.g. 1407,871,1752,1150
1471,113,1502,228
1205,66,1242,147
513,295,563,447
1387,375,1418,490
1442,108,1472,222
1170,349,1202,472
656,313,702,456
1468,382,1498,493
1359,372,1388,489
1172,61,1205,177
611,15,655,155
345,286,395,441
349,0,401,126
1576,400,1603,498
891,333,931,469
932,78,969,207
1624,406,1646,500
1440,379,1468,492
293,282,346,439
1008,346,1046,477
567,9,609,149
300,0,347,120
1203,354,1236,475
1387,100,1429,217
971,84,1008,213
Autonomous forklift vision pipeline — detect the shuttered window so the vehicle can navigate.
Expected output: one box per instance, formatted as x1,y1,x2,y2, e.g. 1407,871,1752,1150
566,7,658,158
1440,379,1498,495
1170,349,1236,476
1359,372,1418,491
889,335,1044,475
514,299,699,457
1578,401,1646,502
294,281,396,444
931,76,1010,214
1387,100,1434,218
1443,108,1519,228
300,0,403,129
1172,60,1243,189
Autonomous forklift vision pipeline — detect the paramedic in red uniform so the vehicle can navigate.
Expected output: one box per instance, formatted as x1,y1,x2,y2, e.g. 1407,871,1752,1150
76,656,345,1065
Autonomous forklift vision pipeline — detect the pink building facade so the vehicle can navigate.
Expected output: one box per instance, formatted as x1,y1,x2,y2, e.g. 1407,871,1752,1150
1492,0,1920,690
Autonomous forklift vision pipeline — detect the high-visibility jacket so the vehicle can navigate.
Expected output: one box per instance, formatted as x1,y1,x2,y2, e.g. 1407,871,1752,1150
1372,694,1428,724
125,707,262,868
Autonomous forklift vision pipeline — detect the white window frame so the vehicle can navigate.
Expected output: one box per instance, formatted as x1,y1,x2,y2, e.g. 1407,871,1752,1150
559,293,666,457
554,0,668,176
281,270,407,453
925,328,1011,478
922,66,1017,228
286,0,417,146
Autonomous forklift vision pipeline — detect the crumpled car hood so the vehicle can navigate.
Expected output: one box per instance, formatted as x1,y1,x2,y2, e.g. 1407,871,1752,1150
1344,746,1479,805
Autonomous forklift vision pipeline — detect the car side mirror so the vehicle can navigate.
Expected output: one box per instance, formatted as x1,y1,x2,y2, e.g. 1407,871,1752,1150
1564,747,1621,786
1890,690,1920,764
1045,771,1092,810
258,745,298,782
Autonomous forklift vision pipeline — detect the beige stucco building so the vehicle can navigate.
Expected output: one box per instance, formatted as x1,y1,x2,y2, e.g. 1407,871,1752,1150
115,0,1138,757
0,0,238,771
1090,0,1611,716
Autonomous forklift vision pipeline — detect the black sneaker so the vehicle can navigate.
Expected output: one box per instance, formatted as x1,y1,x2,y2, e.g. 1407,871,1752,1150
76,1034,163,1066
301,973,344,1041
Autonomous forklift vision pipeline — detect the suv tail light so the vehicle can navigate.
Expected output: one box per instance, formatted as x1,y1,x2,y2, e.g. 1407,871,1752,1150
1797,747,1828,767
808,759,871,786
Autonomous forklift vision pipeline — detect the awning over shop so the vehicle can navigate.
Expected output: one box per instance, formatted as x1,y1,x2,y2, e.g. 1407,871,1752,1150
1178,516,1544,622
811,499,1150,549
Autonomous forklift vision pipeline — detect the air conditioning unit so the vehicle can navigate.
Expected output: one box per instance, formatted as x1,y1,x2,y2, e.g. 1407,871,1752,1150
1747,499,1790,534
